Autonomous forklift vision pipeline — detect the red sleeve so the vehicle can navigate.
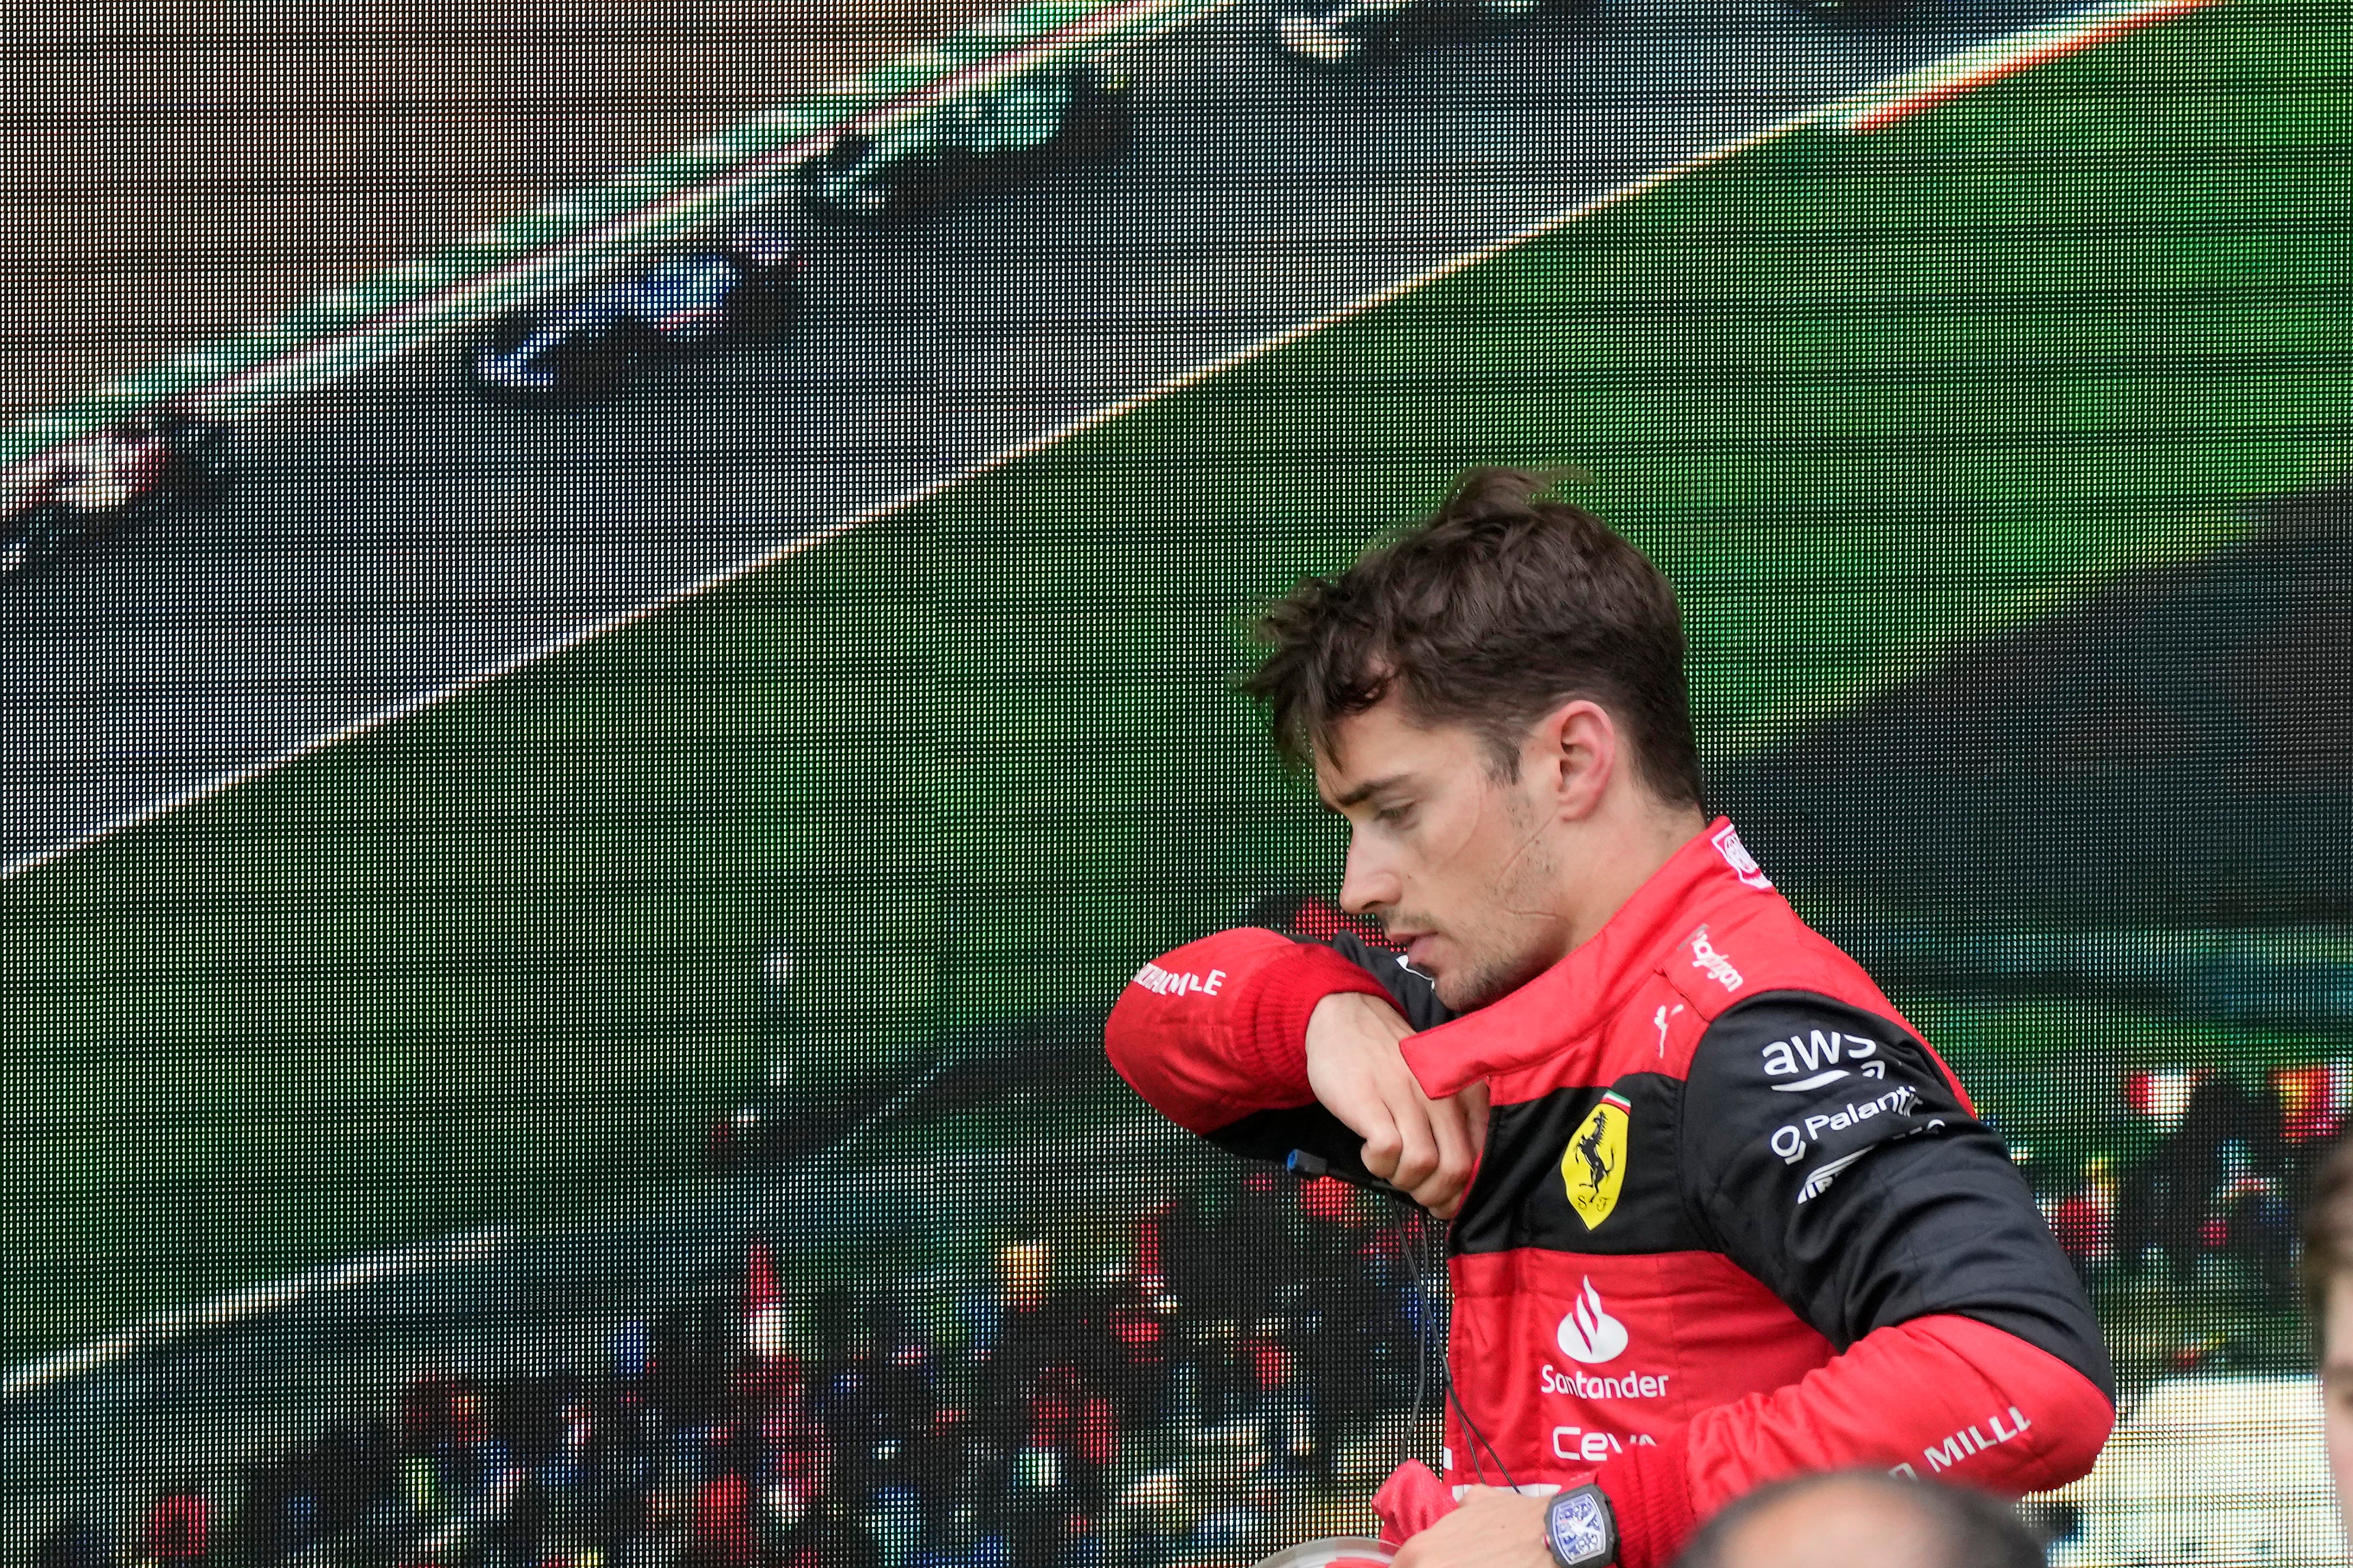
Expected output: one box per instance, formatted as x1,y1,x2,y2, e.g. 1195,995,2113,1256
1593,1314,2115,1567
1103,927,1395,1134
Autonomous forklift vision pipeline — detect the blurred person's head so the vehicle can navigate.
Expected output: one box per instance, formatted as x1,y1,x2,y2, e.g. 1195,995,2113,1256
1673,1470,2043,1568
1243,467,1707,1011
2301,1127,2353,1542
36,1518,110,1568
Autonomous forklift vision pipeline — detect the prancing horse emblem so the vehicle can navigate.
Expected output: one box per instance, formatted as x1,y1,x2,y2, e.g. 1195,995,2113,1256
1562,1091,1631,1231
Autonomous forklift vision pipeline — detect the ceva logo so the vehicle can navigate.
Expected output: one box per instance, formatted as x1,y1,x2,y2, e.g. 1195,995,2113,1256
1555,1278,1629,1365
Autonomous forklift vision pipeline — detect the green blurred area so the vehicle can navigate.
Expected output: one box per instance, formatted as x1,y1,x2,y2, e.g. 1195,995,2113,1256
7,0,2351,1363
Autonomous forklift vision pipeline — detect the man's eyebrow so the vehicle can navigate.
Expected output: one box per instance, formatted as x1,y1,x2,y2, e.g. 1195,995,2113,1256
1323,772,1417,811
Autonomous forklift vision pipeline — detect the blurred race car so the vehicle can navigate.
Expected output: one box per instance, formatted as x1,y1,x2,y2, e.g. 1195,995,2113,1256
798,56,1133,221
465,225,806,403
1271,0,1585,67
0,412,234,578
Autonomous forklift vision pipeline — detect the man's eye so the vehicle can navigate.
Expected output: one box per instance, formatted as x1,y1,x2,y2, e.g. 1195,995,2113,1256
1374,804,1415,828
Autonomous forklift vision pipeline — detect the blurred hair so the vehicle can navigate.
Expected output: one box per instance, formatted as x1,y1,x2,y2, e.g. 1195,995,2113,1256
1241,466,1705,809
1673,1469,2045,1568
2301,1126,2353,1323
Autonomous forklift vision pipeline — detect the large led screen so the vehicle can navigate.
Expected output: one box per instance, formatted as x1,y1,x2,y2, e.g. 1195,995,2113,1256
3,0,2347,1563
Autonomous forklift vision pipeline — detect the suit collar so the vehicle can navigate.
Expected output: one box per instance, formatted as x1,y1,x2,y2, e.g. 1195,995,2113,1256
1403,818,1770,1096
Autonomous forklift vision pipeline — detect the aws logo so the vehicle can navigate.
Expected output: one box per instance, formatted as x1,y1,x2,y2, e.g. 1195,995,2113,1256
1761,1029,1884,1093
1561,1091,1629,1230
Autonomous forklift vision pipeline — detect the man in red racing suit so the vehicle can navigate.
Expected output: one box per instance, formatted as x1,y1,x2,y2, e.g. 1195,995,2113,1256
1102,470,2113,1566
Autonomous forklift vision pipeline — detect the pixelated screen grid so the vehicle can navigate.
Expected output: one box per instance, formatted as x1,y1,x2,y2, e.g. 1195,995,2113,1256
1,0,2348,1563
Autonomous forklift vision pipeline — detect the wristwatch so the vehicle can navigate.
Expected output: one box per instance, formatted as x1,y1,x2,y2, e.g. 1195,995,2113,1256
1544,1483,1618,1567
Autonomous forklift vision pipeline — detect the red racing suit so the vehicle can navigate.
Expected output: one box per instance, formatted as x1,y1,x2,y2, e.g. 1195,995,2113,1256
1105,820,2114,1566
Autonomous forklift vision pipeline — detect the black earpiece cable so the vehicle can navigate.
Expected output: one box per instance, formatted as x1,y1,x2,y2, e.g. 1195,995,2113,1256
1287,1149,1518,1493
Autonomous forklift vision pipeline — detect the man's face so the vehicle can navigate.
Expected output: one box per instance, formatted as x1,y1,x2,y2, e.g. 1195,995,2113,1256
2323,1273,2353,1546
1315,698,1572,1011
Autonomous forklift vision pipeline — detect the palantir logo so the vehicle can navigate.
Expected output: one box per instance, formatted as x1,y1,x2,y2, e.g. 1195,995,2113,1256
1555,1278,1630,1365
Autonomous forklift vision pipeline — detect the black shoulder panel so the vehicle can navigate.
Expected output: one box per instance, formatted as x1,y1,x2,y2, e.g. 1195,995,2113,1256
1683,992,2114,1398
1450,1075,1713,1258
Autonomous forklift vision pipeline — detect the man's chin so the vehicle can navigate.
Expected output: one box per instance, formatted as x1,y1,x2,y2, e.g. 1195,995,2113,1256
1434,951,1552,1013
1434,983,1482,1013
1431,967,1500,1013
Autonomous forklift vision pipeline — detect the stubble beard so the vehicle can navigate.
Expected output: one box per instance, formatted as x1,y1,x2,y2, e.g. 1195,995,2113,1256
1432,935,1556,1013
1431,812,1566,1012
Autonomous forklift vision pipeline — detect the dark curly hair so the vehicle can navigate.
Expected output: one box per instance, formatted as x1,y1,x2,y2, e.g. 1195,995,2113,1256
1242,466,1704,810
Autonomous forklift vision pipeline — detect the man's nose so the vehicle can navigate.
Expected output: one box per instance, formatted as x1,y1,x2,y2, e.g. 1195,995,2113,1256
1339,835,1400,917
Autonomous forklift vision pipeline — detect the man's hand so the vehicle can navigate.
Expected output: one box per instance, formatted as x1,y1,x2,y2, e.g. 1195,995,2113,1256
1306,990,1490,1219
1392,1487,1555,1568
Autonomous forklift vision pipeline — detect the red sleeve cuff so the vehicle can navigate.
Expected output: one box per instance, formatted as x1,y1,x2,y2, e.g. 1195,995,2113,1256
1232,941,1400,1101
1595,1427,1698,1568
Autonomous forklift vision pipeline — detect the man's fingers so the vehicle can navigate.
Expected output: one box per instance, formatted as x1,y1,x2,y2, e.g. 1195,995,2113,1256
1410,1092,1476,1212
1462,1079,1492,1159
1357,1101,1405,1182
1385,1092,1442,1193
1305,991,1490,1213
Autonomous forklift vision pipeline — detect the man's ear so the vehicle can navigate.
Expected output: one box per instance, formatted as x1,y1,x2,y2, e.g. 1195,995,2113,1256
1524,699,1616,822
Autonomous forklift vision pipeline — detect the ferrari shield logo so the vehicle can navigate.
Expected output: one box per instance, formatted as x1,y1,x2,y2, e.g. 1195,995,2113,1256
1562,1091,1630,1231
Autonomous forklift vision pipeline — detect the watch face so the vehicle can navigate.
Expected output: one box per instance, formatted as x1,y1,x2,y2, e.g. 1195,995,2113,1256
1550,1490,1612,1565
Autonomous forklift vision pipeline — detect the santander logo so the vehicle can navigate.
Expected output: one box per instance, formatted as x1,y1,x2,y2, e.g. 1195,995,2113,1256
1555,1278,1630,1365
